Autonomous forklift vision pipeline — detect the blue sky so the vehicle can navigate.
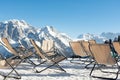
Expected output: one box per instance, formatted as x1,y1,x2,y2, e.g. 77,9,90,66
0,0,120,38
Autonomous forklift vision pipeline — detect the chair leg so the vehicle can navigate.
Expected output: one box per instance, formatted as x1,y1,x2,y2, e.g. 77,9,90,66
90,63,96,76
3,59,23,80
35,63,56,73
70,58,74,63
35,62,66,73
85,61,94,69
33,60,47,69
55,64,66,72
70,58,89,64
90,63,120,80
98,63,120,80
115,62,120,80
25,58,37,66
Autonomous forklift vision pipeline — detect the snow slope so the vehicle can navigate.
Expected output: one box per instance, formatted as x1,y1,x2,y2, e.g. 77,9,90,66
0,58,119,80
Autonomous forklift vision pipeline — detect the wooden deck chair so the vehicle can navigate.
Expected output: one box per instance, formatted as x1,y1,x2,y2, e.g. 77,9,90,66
69,41,91,64
30,39,66,73
0,54,22,80
89,44,120,80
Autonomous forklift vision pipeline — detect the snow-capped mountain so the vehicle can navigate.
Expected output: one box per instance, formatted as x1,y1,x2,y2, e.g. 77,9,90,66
1,19,119,58
0,19,72,57
77,32,120,43
0,19,38,40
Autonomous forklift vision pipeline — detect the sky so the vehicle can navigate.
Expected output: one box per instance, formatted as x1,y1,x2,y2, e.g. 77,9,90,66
0,0,120,38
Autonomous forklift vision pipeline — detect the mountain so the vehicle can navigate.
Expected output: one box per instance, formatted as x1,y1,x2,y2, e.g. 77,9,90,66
2,19,119,58
77,32,120,43
0,19,73,57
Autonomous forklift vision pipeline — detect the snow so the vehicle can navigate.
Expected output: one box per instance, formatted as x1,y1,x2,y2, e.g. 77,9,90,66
0,58,119,80
78,32,120,43
46,26,57,37
5,19,30,29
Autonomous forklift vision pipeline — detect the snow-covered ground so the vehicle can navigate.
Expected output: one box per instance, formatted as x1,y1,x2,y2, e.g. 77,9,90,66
0,58,120,80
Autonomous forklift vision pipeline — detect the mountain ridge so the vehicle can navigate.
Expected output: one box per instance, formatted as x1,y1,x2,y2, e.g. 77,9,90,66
0,19,120,57
0,19,73,57
77,32,120,43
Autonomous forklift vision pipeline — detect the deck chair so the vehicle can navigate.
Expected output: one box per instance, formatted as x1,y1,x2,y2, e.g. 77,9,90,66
112,42,120,61
30,39,66,73
112,42,120,55
69,41,92,65
89,44,120,80
1,38,34,62
81,41,93,56
81,40,96,58
80,40,96,68
0,38,35,79
0,54,22,80
42,40,56,56
0,44,22,79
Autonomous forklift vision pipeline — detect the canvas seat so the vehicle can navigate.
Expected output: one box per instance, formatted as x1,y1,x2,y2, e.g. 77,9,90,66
1,38,34,62
89,44,120,80
112,42,120,57
69,41,88,59
80,40,96,68
69,40,95,66
30,39,66,73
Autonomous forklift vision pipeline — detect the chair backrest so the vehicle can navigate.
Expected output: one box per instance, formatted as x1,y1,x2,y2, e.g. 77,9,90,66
113,42,120,55
69,41,87,57
1,38,17,55
30,39,46,59
90,44,116,65
42,40,55,56
30,39,66,63
1,38,33,59
81,41,92,56
42,40,54,51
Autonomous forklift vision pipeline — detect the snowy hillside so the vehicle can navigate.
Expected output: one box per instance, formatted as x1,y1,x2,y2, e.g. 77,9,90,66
0,19,72,57
77,32,120,43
